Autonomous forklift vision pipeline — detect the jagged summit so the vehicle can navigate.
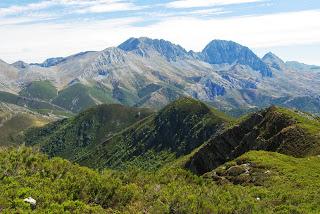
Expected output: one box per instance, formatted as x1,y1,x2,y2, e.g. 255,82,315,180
262,52,286,70
200,40,273,77
118,37,189,61
262,52,283,62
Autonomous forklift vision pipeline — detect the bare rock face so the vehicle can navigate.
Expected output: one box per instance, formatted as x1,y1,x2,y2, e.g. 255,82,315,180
118,37,190,61
200,40,273,77
186,106,314,175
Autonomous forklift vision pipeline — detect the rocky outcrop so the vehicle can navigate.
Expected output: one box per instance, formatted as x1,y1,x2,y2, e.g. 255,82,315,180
200,40,273,77
118,37,189,61
202,79,226,100
186,106,315,175
204,159,272,186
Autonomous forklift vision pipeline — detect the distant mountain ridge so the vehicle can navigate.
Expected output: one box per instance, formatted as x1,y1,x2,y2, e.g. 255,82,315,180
0,37,320,116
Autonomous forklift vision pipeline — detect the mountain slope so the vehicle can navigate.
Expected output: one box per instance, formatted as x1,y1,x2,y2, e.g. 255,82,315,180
75,98,231,169
19,80,58,102
0,91,66,112
25,98,231,170
286,61,320,72
186,106,320,175
24,104,153,162
0,103,53,146
0,60,19,93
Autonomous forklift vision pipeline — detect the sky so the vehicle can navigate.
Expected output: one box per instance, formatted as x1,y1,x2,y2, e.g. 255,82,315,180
0,0,320,64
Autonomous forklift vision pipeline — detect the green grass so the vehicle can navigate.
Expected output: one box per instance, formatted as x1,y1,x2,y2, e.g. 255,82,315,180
277,107,320,136
2,147,320,213
19,80,58,102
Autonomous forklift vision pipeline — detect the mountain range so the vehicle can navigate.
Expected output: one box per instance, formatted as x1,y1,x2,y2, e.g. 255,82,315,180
23,98,320,172
1,97,319,213
0,37,319,116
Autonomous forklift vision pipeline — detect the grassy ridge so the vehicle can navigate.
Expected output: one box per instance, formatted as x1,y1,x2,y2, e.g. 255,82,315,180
187,106,320,175
77,98,231,170
24,98,231,170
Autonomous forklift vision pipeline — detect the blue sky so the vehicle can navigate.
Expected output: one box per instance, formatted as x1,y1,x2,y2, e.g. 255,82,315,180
0,0,320,64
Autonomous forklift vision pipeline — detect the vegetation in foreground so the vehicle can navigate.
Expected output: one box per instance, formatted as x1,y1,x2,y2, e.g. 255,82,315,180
1,147,320,213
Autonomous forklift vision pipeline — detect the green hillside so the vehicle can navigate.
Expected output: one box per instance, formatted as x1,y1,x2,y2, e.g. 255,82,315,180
24,98,231,170
52,83,124,113
0,103,54,145
1,99,320,213
187,106,320,175
0,91,65,112
24,104,154,162
0,113,50,146
52,83,98,113
19,80,58,101
2,147,320,213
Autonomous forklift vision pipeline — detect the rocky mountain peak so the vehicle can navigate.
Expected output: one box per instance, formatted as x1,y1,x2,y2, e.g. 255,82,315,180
263,52,283,62
200,40,272,77
118,37,189,61
262,52,286,70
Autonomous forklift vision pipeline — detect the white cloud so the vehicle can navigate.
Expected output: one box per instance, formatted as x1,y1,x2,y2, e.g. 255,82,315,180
0,0,141,17
0,1,54,16
0,10,320,64
139,10,320,51
166,0,264,8
74,0,143,13
186,8,231,15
